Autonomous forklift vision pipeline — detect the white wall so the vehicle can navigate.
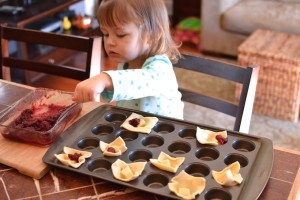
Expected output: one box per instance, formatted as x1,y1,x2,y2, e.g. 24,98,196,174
84,0,99,17
69,0,87,15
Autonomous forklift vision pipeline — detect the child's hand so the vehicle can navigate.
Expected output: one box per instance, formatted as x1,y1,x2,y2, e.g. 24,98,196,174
73,73,113,102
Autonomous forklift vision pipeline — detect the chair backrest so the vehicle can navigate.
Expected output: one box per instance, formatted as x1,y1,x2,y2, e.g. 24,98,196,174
0,24,101,82
174,53,259,133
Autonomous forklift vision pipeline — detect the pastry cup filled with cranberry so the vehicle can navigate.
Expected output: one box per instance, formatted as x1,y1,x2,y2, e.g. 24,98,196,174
0,88,82,147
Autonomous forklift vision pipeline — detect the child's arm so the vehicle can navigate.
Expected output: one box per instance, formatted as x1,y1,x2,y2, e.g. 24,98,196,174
73,72,113,102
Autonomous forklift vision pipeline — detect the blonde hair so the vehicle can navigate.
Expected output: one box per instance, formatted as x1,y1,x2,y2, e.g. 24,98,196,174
97,0,181,63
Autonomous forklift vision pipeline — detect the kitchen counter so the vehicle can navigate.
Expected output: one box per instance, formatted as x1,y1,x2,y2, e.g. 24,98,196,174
0,0,81,28
0,79,299,200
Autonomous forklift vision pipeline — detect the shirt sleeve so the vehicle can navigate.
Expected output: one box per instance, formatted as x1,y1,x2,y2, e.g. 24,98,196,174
101,55,172,102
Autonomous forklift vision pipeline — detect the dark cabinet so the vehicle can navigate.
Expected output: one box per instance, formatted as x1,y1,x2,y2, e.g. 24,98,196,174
172,0,201,26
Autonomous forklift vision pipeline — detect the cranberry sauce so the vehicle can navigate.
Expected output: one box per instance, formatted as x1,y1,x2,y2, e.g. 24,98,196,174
13,104,72,132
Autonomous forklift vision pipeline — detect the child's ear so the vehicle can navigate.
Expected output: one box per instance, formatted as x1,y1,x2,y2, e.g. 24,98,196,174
144,32,151,47
145,31,160,44
144,37,150,52
153,30,163,44
144,32,150,44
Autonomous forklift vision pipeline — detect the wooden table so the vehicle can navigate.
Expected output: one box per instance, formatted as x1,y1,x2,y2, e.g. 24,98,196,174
0,79,299,200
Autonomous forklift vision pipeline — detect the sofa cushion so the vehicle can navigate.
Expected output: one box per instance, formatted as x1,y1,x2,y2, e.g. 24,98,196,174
221,0,300,35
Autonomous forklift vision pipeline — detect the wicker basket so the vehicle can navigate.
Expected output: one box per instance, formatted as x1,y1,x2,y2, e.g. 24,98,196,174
237,29,300,122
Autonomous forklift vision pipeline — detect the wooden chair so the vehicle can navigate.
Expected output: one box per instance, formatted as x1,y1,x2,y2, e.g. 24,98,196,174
0,24,101,83
174,53,259,133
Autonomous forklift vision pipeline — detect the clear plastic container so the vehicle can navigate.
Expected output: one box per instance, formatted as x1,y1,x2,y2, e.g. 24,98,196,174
0,88,82,147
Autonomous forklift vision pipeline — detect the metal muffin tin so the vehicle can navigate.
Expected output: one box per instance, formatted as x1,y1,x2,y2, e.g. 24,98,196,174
43,105,273,200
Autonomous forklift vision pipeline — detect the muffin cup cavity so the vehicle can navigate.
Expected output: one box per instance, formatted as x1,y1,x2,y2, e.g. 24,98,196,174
87,158,111,173
141,135,164,148
168,141,191,154
232,139,256,152
178,128,197,139
205,188,232,200
91,124,114,136
185,163,210,177
224,153,248,167
128,149,153,162
196,147,219,161
143,173,169,189
77,137,99,149
115,130,139,141
104,112,127,122
153,122,175,133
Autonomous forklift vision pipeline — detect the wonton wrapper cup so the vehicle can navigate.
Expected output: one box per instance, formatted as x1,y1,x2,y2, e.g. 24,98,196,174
168,170,206,199
120,113,158,134
212,161,243,186
54,147,92,168
150,151,185,173
0,88,82,147
100,136,127,156
112,159,147,182
196,127,227,146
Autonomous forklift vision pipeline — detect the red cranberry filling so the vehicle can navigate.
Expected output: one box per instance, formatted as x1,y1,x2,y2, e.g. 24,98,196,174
13,104,71,132
129,118,140,127
68,153,82,163
216,135,228,145
107,147,116,153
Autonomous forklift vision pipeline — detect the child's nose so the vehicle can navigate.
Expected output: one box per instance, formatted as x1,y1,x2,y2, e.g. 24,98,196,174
106,36,116,46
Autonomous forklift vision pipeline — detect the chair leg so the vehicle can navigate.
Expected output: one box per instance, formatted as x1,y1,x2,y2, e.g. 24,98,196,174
2,67,11,81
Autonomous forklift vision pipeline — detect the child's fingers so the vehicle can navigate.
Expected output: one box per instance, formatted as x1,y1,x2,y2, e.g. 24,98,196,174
73,90,87,102
93,93,101,102
72,91,81,102
74,91,98,102
83,91,93,102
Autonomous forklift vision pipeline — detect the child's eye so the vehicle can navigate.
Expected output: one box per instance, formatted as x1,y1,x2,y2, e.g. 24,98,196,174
117,34,126,38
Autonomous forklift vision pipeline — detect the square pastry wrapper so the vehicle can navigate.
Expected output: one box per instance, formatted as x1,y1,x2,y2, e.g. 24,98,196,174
120,113,158,134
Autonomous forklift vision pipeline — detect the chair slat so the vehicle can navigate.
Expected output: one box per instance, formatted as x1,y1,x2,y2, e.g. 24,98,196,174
3,57,88,80
2,26,93,52
180,89,238,116
0,24,101,82
176,54,247,83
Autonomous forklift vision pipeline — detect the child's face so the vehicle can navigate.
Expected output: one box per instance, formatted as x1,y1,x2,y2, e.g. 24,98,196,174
101,22,148,67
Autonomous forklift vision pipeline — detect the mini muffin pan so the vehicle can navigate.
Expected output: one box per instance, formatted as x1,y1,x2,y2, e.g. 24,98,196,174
43,105,273,200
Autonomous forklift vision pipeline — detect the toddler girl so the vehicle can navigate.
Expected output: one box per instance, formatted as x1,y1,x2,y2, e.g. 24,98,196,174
74,0,184,119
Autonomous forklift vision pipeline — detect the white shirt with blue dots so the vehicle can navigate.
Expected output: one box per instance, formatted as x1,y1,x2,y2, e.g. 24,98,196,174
101,55,184,119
